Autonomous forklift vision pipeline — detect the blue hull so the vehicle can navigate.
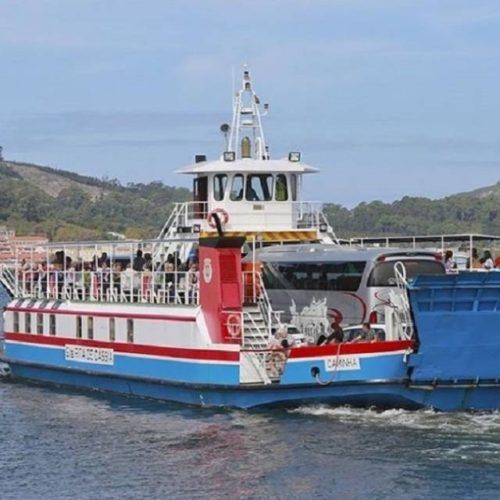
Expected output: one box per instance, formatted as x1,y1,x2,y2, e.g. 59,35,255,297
6,360,500,411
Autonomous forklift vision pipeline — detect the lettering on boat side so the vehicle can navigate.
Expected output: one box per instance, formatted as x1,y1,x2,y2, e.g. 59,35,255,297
65,345,114,365
324,356,360,372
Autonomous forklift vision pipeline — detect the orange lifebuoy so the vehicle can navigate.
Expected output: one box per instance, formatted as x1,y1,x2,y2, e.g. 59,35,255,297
207,208,229,229
226,313,241,338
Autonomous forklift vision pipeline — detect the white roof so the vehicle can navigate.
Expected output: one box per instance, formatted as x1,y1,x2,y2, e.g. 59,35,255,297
175,158,319,175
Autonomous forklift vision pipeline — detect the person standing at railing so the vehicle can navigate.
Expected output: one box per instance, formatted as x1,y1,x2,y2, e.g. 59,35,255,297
186,262,199,304
133,249,145,272
444,250,457,274
482,250,495,271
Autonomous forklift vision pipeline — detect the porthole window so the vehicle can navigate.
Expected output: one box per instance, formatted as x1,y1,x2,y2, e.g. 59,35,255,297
275,174,288,201
37,313,43,335
25,313,31,334
49,314,56,336
127,319,134,343
76,316,82,339
213,174,228,201
109,318,115,342
87,317,94,340
230,174,244,201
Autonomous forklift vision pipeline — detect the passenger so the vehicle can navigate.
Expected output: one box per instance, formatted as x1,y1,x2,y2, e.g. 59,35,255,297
98,252,109,267
317,322,344,346
496,256,500,269
186,262,199,303
133,249,145,271
444,250,457,273
468,248,482,269
483,251,495,271
352,322,376,343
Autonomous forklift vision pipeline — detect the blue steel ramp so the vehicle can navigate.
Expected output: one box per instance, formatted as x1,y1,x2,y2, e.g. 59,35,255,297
407,272,500,383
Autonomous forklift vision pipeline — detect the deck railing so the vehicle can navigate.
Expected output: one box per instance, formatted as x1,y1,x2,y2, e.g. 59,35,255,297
160,200,335,234
15,269,199,305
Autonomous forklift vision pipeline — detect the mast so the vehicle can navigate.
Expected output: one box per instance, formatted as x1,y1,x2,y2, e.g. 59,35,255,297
226,66,269,160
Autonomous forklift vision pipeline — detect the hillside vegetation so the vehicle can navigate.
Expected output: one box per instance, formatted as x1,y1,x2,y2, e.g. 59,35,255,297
325,183,500,237
0,161,190,240
1,160,499,240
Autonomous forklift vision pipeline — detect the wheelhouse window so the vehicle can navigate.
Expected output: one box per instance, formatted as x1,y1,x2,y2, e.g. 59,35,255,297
290,174,298,201
367,259,445,287
230,174,244,201
246,174,273,201
213,174,228,201
37,313,44,335
262,261,366,292
13,312,19,333
49,314,56,336
193,176,208,218
275,174,288,201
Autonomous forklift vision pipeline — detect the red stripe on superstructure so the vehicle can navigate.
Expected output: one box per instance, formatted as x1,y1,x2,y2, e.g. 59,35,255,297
4,306,196,323
4,332,240,362
288,340,414,359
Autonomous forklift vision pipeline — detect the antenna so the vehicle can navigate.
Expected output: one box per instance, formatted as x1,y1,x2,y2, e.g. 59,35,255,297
226,66,270,160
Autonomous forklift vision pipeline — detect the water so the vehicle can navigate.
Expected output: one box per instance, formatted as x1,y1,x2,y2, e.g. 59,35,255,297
1,288,500,499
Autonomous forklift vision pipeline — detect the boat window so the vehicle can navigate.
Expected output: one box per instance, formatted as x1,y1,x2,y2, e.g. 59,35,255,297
25,313,31,334
49,314,56,336
87,317,94,340
367,259,445,287
76,316,82,339
246,174,273,201
13,312,19,333
290,174,298,201
193,176,208,218
262,261,366,292
127,319,134,343
213,174,228,201
109,318,115,342
37,313,44,335
230,174,244,201
275,174,288,201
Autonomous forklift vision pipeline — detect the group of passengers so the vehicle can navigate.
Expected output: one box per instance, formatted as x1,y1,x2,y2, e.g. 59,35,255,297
18,249,200,304
316,321,382,346
444,248,500,273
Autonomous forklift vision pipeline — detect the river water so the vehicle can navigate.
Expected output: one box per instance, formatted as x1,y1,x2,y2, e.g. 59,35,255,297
1,287,500,499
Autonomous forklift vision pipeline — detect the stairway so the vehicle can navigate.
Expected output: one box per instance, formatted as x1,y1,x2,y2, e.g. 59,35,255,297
0,265,18,298
242,304,270,349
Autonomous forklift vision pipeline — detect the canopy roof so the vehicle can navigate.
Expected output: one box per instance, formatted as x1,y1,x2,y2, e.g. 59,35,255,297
176,158,319,175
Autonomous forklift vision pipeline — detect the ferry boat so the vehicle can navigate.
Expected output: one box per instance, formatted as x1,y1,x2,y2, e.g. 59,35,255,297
1,69,500,411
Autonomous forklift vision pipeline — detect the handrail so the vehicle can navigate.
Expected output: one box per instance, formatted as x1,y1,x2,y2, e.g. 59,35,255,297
10,269,200,306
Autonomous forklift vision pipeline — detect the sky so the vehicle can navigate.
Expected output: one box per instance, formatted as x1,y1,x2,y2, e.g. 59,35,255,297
1,0,500,207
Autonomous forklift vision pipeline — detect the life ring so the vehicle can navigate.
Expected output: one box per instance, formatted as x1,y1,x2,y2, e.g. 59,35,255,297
226,313,241,338
207,208,229,229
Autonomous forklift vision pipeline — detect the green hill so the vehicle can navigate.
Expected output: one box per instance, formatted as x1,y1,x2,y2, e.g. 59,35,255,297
325,182,500,238
0,160,190,240
1,159,499,241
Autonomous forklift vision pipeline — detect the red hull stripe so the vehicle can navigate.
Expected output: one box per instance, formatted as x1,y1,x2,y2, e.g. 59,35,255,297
288,340,414,359
5,306,196,323
4,332,240,362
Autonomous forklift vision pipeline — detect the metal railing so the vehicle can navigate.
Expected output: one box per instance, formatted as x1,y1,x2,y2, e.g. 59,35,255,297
159,200,336,234
14,269,199,305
